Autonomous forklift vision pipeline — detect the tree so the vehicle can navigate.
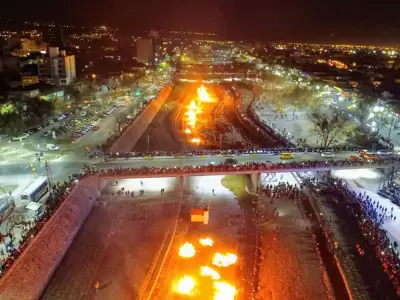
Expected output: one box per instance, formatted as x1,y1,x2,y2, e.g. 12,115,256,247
0,113,26,136
64,86,82,136
308,108,356,147
355,99,372,126
115,111,127,133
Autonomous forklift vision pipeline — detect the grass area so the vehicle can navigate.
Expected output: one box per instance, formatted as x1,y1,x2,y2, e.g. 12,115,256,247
221,175,250,198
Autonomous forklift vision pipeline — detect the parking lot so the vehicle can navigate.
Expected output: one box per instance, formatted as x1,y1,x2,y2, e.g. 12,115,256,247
7,97,134,154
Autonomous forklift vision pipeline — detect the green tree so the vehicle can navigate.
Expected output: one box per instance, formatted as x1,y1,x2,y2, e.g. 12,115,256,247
64,86,82,136
52,98,68,114
0,113,26,136
355,99,372,126
308,109,356,147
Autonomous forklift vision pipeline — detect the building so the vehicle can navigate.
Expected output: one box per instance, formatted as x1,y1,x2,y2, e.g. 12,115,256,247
38,47,76,86
43,26,65,48
136,38,154,64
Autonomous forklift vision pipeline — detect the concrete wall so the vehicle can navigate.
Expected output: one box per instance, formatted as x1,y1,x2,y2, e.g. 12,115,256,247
0,175,100,300
110,84,173,153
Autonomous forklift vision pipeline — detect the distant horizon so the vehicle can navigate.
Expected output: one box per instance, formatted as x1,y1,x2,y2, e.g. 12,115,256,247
1,16,400,47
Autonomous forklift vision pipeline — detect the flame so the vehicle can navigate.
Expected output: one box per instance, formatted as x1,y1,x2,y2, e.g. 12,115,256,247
179,242,196,258
212,252,238,267
197,85,214,103
213,281,237,300
175,275,195,295
200,266,220,280
199,237,214,247
185,128,192,134
191,138,201,144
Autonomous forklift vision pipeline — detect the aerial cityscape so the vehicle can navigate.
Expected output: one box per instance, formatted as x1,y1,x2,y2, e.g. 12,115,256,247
1,2,400,300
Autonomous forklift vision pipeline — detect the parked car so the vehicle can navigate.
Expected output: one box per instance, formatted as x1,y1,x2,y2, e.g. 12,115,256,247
321,152,335,158
46,144,60,151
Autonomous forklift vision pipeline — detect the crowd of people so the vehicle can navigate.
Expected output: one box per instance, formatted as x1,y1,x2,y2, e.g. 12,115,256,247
97,159,395,179
325,178,400,296
0,178,79,277
105,145,367,159
378,181,400,205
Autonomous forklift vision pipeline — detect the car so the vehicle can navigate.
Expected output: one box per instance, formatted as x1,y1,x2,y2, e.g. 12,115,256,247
280,153,294,160
43,131,51,137
377,150,393,156
225,158,239,166
48,120,54,124
92,126,99,131
36,126,42,131
321,152,335,158
349,155,362,161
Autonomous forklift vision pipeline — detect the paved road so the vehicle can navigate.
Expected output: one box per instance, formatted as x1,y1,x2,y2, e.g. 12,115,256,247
0,151,384,182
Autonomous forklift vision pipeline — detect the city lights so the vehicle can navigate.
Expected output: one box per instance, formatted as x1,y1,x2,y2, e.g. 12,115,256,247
178,242,196,258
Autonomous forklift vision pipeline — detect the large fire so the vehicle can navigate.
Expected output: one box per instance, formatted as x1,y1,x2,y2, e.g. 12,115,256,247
182,85,215,145
212,252,238,268
199,237,214,247
175,275,195,295
213,281,237,300
179,242,196,258
197,85,215,103
200,266,221,280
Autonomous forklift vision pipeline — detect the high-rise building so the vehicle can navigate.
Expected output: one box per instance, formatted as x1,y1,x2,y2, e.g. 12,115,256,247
43,26,65,48
136,30,162,65
136,38,154,64
38,47,76,86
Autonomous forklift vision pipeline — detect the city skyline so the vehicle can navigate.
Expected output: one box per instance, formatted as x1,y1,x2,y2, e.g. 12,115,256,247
1,0,400,44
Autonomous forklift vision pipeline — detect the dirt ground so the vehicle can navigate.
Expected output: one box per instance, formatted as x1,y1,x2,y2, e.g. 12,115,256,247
256,192,329,300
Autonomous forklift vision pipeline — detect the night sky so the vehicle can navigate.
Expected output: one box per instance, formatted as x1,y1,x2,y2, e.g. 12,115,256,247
3,0,400,43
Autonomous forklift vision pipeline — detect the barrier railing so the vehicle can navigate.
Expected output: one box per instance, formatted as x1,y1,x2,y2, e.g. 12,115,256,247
105,147,366,160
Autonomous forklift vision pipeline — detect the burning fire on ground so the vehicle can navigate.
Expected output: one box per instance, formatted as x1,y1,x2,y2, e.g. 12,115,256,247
212,252,238,268
178,242,196,258
183,85,215,145
174,238,238,299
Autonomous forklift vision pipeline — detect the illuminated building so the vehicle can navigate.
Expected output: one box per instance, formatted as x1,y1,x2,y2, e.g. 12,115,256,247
136,38,154,64
38,47,76,86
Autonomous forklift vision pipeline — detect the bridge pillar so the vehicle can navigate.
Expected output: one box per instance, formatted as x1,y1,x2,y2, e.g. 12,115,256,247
250,172,261,193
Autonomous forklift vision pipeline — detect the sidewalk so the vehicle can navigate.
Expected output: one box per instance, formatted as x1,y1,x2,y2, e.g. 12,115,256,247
254,103,321,147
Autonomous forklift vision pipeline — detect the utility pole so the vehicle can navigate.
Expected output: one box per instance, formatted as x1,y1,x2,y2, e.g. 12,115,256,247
147,134,150,153
44,161,53,195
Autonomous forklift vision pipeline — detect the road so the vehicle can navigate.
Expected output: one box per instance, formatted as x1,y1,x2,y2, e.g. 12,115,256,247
0,152,365,181
41,178,181,300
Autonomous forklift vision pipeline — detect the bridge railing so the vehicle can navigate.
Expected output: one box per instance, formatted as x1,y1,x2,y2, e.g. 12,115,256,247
98,159,397,179
105,147,369,160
